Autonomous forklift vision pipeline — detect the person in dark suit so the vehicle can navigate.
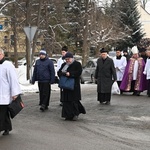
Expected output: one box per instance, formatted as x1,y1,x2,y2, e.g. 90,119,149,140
57,52,86,120
95,48,117,105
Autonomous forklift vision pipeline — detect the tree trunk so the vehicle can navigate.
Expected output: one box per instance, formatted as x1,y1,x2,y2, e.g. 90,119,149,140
11,6,18,68
82,0,89,66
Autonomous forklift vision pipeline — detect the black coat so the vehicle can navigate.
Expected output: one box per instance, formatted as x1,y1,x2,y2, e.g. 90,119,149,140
95,57,117,93
57,60,82,101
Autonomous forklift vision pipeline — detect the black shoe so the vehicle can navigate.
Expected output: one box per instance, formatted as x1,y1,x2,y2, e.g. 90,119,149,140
3,130,9,135
105,101,110,105
72,116,78,121
59,102,63,106
100,101,106,105
40,106,45,112
45,106,48,110
136,93,140,96
65,117,73,121
136,92,140,96
132,92,136,95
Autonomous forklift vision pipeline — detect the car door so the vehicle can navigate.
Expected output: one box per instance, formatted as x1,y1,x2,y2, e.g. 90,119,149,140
82,60,95,82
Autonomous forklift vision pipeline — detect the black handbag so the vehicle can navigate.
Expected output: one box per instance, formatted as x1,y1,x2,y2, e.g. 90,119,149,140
8,95,24,119
58,76,75,90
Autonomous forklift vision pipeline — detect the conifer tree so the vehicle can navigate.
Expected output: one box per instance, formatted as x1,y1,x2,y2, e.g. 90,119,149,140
116,0,145,48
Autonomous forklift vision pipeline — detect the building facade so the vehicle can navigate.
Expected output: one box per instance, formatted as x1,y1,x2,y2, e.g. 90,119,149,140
138,0,150,38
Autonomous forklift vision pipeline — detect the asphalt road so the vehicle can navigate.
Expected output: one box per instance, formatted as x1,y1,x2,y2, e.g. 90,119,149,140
0,84,150,150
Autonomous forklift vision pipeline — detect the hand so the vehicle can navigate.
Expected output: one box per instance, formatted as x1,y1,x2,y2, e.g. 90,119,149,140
66,72,70,76
30,80,34,85
12,95,18,100
116,67,119,71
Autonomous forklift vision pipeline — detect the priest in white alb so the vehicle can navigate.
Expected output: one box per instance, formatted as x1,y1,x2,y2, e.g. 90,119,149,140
113,47,127,94
0,49,21,135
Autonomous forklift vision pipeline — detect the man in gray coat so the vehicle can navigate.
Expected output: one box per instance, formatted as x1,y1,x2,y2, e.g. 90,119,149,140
95,48,117,105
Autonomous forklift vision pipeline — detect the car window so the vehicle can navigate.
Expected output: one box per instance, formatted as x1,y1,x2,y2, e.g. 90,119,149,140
50,59,57,64
86,61,95,68
109,51,116,58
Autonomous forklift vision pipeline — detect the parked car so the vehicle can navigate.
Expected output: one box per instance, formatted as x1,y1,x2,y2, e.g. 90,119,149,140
18,57,37,66
80,58,97,84
108,51,116,58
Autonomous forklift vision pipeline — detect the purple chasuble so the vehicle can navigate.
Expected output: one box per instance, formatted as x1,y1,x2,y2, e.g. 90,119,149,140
120,57,147,91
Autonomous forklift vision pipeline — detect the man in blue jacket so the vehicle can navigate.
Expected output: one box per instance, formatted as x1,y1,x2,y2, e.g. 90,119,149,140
31,50,55,111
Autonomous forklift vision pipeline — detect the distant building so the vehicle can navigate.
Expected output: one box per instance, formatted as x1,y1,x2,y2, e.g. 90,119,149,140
0,12,14,56
138,0,150,38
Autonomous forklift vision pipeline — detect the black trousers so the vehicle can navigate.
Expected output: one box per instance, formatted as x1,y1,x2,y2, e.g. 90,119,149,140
98,93,111,103
38,82,51,107
0,105,12,132
117,81,123,94
147,79,150,96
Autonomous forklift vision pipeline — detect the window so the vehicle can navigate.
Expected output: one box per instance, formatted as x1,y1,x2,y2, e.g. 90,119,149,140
4,19,9,27
4,36,8,43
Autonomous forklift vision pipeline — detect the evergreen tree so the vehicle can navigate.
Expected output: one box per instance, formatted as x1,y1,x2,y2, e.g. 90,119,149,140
116,0,145,48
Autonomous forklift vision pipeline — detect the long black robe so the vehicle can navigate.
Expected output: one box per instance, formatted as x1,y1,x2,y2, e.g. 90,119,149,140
95,57,117,102
58,60,86,119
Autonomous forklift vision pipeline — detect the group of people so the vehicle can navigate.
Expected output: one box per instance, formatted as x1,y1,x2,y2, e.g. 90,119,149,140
31,46,86,121
114,46,150,97
95,45,150,105
0,46,86,136
1,44,150,136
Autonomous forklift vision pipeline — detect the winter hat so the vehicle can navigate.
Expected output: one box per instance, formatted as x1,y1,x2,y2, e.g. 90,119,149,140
39,50,47,55
115,46,122,51
64,52,73,59
139,47,146,53
100,48,108,53
123,48,128,53
61,46,68,52
131,46,139,54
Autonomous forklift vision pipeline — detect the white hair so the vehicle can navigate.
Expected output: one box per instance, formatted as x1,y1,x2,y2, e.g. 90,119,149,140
0,49,4,54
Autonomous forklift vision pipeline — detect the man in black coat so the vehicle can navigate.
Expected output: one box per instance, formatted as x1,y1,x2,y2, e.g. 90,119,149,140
31,50,55,111
95,48,117,105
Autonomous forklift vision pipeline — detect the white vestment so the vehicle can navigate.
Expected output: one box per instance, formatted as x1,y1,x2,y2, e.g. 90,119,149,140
143,58,150,80
113,56,127,81
133,60,138,80
0,61,21,105
56,57,65,71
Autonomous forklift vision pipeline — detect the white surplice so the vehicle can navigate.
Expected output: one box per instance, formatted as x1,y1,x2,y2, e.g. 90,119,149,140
0,61,21,105
113,56,127,81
